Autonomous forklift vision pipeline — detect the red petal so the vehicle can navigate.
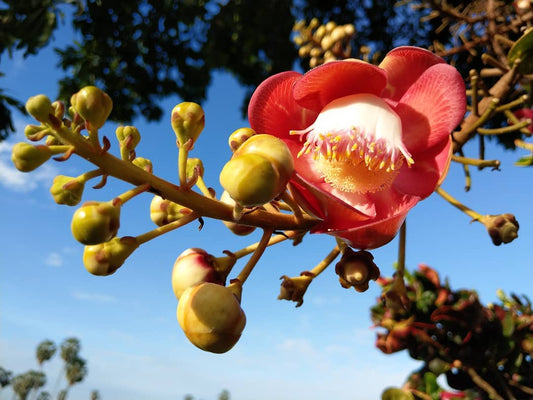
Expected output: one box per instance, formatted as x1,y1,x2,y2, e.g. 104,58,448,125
293,59,387,112
393,137,452,198
379,46,445,101
327,193,420,250
394,63,466,154
248,71,317,140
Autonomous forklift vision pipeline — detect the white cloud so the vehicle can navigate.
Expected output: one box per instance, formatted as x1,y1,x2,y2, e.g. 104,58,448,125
45,252,64,267
71,291,117,303
0,140,58,192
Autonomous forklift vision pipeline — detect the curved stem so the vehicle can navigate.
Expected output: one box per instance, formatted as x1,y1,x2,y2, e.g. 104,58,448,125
47,124,320,231
435,187,483,221
135,212,200,245
308,246,340,276
451,155,500,169
234,229,273,284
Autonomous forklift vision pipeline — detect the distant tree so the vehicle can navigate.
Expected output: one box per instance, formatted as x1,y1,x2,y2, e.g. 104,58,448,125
0,366,12,389
36,340,57,366
218,389,230,400
1,0,448,140
1,338,96,400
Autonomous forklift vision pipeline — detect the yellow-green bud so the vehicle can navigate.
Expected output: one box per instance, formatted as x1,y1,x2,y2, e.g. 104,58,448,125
186,158,204,181
11,142,52,172
177,282,246,353
150,195,191,226
228,127,256,152
83,236,139,276
50,175,85,206
219,153,282,207
25,94,53,122
51,101,65,120
132,157,153,172
233,134,294,182
115,126,141,148
171,102,205,148
24,125,49,141
219,191,256,235
71,201,120,245
70,86,113,130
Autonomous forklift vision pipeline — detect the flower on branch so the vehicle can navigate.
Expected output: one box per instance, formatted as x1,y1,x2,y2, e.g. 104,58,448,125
248,46,466,249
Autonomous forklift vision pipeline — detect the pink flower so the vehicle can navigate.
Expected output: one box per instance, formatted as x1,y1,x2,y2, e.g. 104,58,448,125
248,47,466,249
512,108,533,132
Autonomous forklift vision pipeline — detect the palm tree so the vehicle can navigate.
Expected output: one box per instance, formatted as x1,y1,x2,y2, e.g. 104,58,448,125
36,341,56,367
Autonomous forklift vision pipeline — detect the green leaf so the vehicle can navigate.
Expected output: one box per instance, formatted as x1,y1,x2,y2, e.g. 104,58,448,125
514,154,533,166
508,27,533,74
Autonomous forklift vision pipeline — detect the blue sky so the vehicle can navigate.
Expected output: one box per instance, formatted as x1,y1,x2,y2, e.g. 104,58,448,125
1,12,533,400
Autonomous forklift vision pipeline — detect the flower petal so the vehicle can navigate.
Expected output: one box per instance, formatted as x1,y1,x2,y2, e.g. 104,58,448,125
326,193,420,250
393,137,452,198
379,46,445,101
248,71,317,140
394,63,466,154
293,59,387,112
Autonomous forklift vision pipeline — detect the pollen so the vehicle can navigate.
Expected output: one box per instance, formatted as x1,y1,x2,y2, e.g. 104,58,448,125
291,93,414,194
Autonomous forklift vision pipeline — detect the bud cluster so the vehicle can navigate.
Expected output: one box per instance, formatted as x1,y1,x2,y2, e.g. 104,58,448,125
293,19,356,68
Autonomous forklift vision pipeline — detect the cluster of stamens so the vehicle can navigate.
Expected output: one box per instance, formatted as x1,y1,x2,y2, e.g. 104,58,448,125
291,125,414,194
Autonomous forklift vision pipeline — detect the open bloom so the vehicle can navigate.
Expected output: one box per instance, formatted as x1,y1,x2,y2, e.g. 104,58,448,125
248,47,466,249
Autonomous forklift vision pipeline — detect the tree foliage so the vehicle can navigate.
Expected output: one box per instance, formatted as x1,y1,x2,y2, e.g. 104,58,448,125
1,0,451,138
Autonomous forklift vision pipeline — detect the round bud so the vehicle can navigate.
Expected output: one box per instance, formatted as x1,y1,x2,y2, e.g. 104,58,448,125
71,201,121,245
171,248,224,300
11,143,52,172
219,153,282,207
171,102,205,148
149,195,191,226
83,236,139,276
115,126,141,149
186,158,204,181
233,134,294,182
25,94,53,122
321,35,335,51
70,86,113,130
228,127,256,152
50,175,85,206
132,157,153,172
177,282,246,353
219,191,256,235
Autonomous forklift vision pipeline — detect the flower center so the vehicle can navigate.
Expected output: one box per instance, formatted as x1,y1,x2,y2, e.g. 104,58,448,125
291,93,413,194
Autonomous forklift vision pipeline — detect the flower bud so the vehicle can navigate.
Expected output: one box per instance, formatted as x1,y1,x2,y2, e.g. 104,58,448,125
177,282,246,353
24,125,50,141
132,157,153,172
482,213,519,245
116,126,141,159
70,86,113,130
233,134,294,182
381,387,415,400
150,195,191,226
171,102,205,148
219,191,256,235
25,94,53,122
171,248,225,300
51,101,65,120
50,175,85,206
219,153,282,207
11,142,52,172
83,236,138,276
228,127,256,152
335,248,380,292
186,157,204,181
71,201,120,245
